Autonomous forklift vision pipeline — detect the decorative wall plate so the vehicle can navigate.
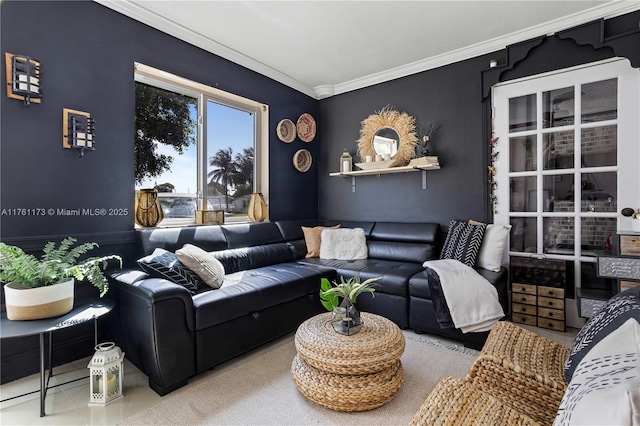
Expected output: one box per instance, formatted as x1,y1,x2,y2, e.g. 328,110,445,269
296,113,316,143
276,119,296,143
293,149,312,172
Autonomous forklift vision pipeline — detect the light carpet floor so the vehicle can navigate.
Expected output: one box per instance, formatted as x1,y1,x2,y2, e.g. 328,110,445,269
119,331,478,426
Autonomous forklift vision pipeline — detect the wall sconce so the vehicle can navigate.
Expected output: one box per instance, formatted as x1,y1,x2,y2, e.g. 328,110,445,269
5,52,42,106
63,108,95,157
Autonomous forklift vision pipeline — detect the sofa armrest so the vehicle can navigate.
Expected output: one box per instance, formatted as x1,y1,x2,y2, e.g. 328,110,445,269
106,270,196,395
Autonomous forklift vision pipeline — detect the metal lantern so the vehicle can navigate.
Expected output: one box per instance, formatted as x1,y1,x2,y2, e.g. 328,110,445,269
340,149,352,173
88,342,124,406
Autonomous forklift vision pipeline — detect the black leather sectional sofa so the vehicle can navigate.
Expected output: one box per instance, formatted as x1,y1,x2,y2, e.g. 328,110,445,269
105,220,508,396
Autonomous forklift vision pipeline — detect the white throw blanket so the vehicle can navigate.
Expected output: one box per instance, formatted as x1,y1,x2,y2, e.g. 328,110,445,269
422,259,504,333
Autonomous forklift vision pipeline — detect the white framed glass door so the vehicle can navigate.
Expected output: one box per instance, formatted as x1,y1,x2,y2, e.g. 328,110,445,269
492,58,640,327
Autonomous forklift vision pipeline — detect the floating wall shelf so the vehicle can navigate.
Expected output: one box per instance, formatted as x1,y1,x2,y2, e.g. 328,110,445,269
329,164,440,192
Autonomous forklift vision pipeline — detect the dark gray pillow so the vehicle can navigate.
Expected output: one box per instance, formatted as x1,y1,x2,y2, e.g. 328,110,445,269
440,219,487,267
564,285,640,382
138,248,202,294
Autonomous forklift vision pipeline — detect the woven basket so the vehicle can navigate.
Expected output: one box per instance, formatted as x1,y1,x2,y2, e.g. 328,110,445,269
292,354,403,412
4,278,74,320
410,376,541,426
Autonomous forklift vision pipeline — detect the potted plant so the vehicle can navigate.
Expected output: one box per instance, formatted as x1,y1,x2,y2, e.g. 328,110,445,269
320,274,380,335
0,237,122,320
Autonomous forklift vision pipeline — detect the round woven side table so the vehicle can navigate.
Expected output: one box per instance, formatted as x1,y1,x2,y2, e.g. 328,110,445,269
292,312,405,412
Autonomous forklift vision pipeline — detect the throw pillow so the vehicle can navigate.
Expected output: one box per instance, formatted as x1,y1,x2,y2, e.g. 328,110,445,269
554,318,640,426
319,228,367,260
301,225,340,258
440,219,487,267
137,248,203,293
175,244,225,289
564,285,640,382
472,222,511,272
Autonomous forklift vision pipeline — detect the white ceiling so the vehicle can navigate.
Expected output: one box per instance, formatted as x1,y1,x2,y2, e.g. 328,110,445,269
96,1,639,99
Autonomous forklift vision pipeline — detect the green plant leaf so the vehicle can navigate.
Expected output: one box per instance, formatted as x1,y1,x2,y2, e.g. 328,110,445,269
319,277,339,311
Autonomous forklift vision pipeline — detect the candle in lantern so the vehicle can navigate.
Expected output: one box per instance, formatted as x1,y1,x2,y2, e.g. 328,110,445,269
98,373,117,394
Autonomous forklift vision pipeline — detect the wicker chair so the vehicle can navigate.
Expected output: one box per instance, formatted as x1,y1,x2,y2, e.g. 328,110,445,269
411,321,570,426
410,376,541,426
467,321,570,425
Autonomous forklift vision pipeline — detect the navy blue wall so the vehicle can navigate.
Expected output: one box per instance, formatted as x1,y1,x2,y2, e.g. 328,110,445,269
0,0,318,247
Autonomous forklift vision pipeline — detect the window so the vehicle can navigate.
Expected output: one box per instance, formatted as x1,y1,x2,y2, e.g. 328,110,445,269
134,64,269,226
493,58,639,324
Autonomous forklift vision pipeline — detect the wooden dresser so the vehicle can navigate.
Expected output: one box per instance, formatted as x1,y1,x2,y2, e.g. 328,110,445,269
510,257,566,331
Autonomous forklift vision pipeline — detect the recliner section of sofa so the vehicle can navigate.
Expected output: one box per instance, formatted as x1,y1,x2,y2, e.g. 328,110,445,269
105,219,508,395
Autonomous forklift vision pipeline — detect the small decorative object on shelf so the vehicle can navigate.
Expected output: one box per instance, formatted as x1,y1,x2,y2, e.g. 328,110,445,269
340,149,352,173
319,275,380,335
88,342,124,406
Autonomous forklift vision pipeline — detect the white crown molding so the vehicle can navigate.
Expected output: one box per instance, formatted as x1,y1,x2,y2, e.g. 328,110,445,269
318,1,640,98
94,0,317,99
96,1,639,100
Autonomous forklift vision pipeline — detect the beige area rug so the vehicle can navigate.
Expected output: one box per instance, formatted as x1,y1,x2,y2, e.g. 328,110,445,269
119,331,478,426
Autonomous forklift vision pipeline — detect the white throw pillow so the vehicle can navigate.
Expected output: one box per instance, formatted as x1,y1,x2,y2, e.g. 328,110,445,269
475,224,511,272
319,228,368,260
553,318,640,426
175,244,225,289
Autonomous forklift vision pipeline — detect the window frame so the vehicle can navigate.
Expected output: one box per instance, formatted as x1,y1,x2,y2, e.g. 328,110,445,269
134,63,269,222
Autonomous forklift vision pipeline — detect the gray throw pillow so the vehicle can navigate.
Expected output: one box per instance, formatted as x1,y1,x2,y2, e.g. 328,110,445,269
176,244,225,289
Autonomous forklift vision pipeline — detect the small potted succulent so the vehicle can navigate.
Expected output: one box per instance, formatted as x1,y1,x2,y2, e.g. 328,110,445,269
0,237,122,320
320,274,380,335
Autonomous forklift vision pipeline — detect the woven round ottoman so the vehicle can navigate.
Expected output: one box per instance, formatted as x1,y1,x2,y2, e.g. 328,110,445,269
292,312,405,412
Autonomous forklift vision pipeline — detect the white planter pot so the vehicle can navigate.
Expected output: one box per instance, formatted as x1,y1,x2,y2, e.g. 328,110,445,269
633,219,640,233
4,278,74,320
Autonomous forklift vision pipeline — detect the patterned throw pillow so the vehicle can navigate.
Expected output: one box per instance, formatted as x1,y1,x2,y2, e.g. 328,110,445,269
175,244,225,289
564,285,640,382
440,219,487,267
138,248,203,293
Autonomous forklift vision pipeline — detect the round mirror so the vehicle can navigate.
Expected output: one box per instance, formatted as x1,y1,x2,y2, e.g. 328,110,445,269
373,127,399,158
357,106,418,167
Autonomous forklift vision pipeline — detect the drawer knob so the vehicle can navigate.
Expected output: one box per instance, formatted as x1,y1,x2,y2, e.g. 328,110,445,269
521,307,526,312
548,291,553,295
521,297,526,301
549,312,554,317
549,301,553,306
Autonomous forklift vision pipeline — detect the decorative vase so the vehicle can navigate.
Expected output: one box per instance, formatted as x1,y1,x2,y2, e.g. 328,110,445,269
331,298,363,335
4,278,74,320
135,189,163,227
247,192,268,222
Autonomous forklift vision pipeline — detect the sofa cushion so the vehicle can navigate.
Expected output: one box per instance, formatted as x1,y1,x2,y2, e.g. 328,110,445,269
440,219,486,267
301,225,340,258
298,257,423,298
554,318,640,426
137,226,228,255
220,222,284,249
176,244,225,289
319,228,367,260
192,262,335,330
565,286,640,382
137,248,203,293
210,242,296,275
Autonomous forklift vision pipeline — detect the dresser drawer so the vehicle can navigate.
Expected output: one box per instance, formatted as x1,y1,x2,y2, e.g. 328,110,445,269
512,283,537,295
620,235,640,256
512,293,536,305
512,313,537,326
538,306,565,321
538,296,565,310
512,303,537,316
538,286,564,299
537,317,565,332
